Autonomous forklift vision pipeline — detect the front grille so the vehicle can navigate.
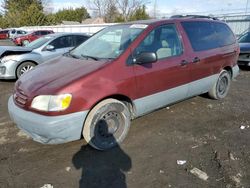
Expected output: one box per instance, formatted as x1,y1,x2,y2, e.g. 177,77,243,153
14,88,28,107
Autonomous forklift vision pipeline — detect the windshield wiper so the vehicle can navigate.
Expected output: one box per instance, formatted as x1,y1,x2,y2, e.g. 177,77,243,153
81,54,99,61
66,53,80,59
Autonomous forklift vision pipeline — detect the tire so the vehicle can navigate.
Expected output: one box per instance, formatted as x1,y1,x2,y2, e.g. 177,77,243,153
16,62,36,79
208,70,231,100
22,40,29,46
83,99,131,150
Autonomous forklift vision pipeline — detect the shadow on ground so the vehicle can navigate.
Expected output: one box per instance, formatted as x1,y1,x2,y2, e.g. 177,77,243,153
72,144,131,188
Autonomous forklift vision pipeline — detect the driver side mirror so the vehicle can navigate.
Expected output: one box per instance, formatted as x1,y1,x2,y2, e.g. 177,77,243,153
46,45,55,51
133,52,157,65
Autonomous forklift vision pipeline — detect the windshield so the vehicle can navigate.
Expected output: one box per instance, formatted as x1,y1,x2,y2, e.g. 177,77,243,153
26,36,54,49
239,32,250,43
69,24,147,60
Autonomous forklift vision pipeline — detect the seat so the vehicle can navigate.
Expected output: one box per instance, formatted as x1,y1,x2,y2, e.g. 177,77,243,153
156,40,172,59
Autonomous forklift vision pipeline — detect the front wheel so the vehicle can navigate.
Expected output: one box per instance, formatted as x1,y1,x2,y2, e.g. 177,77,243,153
208,70,231,100
22,40,29,46
83,99,131,150
16,62,36,79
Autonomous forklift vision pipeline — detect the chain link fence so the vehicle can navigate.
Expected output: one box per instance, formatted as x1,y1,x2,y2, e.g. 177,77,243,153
218,14,250,36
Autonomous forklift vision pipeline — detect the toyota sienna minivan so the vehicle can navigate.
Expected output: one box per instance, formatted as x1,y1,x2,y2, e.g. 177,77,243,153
9,16,240,150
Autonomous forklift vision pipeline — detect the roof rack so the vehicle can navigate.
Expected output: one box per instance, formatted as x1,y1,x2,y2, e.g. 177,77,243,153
170,15,218,20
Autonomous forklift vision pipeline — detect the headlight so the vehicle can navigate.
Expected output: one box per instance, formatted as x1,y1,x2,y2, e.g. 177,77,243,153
1,55,18,64
31,94,72,112
0,67,6,74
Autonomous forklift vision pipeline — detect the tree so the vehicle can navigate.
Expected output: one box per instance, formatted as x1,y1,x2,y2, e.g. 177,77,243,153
86,0,107,17
2,0,46,27
0,14,8,28
116,0,148,21
20,3,47,26
3,0,43,12
104,1,120,22
54,7,90,23
129,5,150,21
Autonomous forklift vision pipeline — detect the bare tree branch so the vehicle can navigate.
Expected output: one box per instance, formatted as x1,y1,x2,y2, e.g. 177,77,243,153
116,0,148,21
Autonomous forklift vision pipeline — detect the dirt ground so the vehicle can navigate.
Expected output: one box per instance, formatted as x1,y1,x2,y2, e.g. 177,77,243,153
0,68,250,188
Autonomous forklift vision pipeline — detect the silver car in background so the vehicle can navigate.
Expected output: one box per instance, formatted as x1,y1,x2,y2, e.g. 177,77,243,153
0,33,89,79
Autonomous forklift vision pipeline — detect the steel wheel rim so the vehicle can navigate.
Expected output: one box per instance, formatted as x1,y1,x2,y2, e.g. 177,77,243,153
97,111,122,139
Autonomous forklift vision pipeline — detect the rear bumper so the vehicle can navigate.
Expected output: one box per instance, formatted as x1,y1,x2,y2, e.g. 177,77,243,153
8,96,88,144
232,64,240,79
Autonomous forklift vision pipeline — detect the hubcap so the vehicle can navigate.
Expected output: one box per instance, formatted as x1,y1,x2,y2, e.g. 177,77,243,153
218,76,228,95
20,65,34,75
97,111,121,138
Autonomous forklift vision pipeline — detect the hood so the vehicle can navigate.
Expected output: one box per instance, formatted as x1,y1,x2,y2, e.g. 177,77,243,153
16,56,110,95
0,46,32,58
239,43,250,53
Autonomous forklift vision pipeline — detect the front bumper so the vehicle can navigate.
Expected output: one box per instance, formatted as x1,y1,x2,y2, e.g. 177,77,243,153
8,96,89,144
238,54,250,66
0,61,18,79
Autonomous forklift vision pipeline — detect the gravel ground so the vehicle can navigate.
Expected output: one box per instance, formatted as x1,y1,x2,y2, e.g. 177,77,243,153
0,68,250,188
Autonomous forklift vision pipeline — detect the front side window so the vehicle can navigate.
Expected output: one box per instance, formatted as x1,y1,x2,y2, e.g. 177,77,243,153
69,24,146,60
73,35,89,46
135,24,183,59
34,31,40,35
41,31,49,35
49,36,73,49
238,32,250,43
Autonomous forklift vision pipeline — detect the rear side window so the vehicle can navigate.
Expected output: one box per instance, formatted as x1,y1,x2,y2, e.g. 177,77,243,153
214,23,235,46
182,21,235,51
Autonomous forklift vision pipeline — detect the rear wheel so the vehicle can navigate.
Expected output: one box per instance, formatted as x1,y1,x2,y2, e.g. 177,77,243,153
83,99,131,150
16,61,36,79
208,70,231,99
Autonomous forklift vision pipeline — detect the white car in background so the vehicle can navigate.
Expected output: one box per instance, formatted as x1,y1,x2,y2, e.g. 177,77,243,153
8,29,27,39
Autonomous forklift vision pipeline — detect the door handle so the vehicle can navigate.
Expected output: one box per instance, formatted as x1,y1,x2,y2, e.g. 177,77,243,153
180,60,189,66
192,57,200,63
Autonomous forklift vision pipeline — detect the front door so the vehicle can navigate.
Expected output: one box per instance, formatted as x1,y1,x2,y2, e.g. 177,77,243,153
41,35,74,62
132,24,191,116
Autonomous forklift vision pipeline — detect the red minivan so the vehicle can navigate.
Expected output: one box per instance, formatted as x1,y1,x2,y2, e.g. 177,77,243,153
13,30,54,46
8,16,240,150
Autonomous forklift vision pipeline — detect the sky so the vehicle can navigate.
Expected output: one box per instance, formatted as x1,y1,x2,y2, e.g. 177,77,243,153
51,0,250,17
28,0,250,17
